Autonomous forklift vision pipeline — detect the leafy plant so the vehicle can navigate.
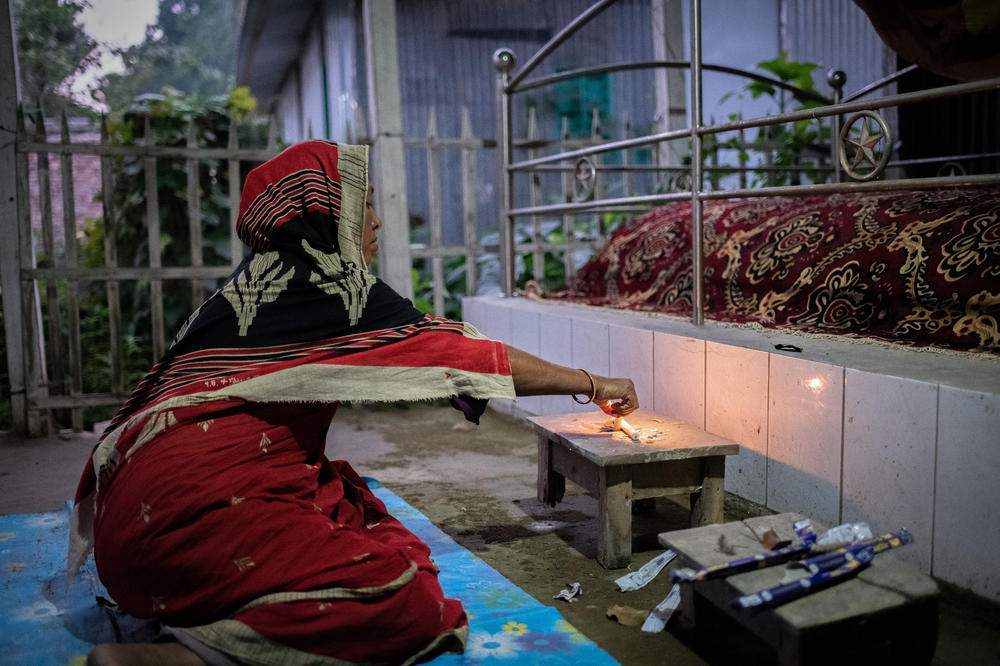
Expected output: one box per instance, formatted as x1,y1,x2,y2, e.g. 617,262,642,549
746,53,823,109
20,91,273,430
716,52,832,187
100,0,237,112
411,267,436,316
12,0,99,114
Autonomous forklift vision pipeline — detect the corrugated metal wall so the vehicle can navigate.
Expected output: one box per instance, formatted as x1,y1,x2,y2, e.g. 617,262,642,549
396,0,656,138
778,0,898,171
395,0,660,246
276,1,365,145
779,0,891,98
300,22,327,140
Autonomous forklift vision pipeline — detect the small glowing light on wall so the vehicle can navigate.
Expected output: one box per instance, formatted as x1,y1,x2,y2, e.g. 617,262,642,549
807,377,824,391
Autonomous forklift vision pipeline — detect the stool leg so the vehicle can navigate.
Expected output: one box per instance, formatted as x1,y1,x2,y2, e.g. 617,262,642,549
690,456,725,526
537,435,565,506
598,466,632,568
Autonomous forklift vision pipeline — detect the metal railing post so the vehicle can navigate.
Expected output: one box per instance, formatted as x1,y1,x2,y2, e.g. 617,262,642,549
495,48,516,297
828,69,846,183
689,0,704,326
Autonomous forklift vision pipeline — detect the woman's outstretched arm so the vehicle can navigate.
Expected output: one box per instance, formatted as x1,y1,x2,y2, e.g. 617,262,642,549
505,345,638,416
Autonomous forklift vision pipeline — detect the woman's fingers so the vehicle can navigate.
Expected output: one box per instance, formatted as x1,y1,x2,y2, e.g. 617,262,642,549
594,377,638,415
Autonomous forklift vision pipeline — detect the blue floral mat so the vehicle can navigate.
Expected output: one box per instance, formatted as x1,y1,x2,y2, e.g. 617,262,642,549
0,481,617,665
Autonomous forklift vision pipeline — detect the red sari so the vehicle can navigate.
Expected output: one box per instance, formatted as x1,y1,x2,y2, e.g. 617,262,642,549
70,141,515,664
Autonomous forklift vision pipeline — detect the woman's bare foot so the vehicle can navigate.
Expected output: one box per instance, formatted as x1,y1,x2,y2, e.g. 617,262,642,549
87,642,207,666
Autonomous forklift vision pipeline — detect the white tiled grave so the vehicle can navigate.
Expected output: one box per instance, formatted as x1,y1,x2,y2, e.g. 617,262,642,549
706,342,768,506
463,294,1000,603
655,333,706,429
842,370,937,572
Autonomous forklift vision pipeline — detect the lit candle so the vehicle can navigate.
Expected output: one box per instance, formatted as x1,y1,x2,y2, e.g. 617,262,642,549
613,417,640,442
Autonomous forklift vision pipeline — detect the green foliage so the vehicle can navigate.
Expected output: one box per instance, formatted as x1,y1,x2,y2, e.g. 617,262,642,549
227,87,258,122
411,268,435,316
78,217,105,268
519,251,566,291
12,0,99,114
1,87,271,429
100,0,236,112
716,52,831,187
412,256,469,321
602,211,630,235
67,91,268,428
749,53,822,108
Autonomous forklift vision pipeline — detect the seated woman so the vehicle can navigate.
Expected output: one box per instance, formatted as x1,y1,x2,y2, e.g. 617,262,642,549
73,140,637,666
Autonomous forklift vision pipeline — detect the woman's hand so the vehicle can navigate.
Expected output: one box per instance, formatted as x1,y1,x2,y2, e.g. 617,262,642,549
593,376,638,416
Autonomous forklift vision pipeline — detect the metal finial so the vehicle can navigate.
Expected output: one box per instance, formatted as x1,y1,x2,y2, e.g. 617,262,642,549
827,69,847,91
493,48,516,74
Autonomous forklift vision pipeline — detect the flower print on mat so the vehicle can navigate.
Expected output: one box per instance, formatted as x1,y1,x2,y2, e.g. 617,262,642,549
466,630,520,660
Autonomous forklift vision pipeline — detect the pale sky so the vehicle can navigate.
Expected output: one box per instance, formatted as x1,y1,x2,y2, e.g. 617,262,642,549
71,0,159,105
80,0,158,46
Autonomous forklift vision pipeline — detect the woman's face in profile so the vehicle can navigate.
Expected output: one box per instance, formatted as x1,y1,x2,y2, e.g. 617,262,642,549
362,185,382,265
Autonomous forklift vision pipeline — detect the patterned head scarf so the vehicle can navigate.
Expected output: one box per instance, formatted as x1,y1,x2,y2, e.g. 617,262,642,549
238,140,369,265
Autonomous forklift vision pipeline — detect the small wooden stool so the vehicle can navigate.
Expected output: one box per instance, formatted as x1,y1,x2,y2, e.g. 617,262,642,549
528,408,739,569
658,513,939,665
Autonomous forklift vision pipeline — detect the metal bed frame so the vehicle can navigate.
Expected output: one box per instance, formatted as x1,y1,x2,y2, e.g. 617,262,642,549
493,0,1000,325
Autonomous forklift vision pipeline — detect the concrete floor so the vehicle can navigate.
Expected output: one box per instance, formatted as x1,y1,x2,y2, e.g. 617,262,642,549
2,402,999,664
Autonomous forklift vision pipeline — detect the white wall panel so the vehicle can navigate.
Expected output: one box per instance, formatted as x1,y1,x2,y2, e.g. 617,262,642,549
538,313,574,416
485,299,512,345
609,324,654,414
934,386,1000,602
510,308,542,415
706,342,769,505
653,333,705,428
461,297,485,335
843,370,937,571
571,319,610,414
767,355,844,525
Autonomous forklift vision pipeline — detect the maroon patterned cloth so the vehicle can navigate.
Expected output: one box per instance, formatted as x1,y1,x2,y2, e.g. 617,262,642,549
544,188,1000,353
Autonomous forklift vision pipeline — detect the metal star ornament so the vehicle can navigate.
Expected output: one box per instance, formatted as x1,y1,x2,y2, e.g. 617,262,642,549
848,119,883,170
838,110,892,181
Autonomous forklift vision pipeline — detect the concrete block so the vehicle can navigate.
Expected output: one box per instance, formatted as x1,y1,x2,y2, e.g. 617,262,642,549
489,398,517,418
653,333,705,428
510,308,542,415
486,299,512,345
461,296,485,334
934,386,1000,603
609,324,654,412
571,318,610,414
538,312,574,416
706,342,769,506
842,369,937,571
766,354,844,526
